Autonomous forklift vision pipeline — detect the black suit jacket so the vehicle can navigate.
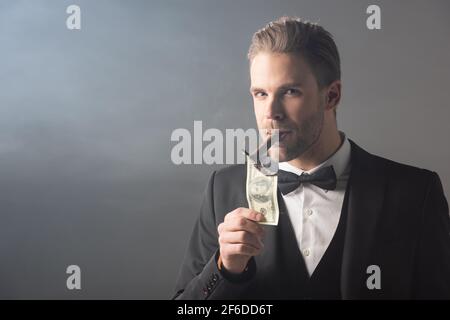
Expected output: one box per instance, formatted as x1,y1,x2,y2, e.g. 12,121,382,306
173,140,450,299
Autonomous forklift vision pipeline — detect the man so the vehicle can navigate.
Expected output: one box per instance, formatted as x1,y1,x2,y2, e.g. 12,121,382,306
172,17,450,299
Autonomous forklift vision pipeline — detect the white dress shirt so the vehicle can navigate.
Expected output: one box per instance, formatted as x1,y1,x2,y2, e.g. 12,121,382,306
278,132,352,276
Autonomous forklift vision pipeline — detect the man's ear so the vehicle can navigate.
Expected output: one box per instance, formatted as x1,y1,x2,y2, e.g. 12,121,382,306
325,80,341,110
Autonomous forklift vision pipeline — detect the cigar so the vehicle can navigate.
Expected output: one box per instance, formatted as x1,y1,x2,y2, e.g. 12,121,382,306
244,134,274,167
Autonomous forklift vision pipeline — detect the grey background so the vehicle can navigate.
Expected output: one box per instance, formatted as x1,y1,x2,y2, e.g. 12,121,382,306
0,0,449,299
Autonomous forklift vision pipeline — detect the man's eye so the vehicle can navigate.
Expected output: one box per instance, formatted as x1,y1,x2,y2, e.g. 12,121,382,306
254,92,267,97
285,89,300,95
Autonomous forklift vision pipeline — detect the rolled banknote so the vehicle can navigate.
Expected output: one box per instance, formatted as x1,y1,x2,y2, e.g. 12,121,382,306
246,155,279,226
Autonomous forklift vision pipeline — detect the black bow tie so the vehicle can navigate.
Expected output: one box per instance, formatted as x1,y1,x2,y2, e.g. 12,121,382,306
278,166,337,195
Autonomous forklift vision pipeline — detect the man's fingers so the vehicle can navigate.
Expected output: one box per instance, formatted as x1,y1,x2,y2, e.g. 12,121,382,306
219,231,264,250
225,207,264,223
221,217,265,238
218,208,266,262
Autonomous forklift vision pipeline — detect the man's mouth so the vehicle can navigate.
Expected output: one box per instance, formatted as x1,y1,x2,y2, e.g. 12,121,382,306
269,130,291,142
265,130,292,144
279,131,291,140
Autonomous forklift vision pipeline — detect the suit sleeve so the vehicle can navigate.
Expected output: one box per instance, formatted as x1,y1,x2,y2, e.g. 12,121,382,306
413,171,450,299
172,171,256,300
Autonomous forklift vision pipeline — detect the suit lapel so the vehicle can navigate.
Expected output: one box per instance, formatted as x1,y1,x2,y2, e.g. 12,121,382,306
341,140,387,299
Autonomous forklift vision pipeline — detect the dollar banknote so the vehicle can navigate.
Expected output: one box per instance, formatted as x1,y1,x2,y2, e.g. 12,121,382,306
246,155,279,226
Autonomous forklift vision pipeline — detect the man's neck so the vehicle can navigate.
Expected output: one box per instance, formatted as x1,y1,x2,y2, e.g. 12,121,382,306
287,131,343,171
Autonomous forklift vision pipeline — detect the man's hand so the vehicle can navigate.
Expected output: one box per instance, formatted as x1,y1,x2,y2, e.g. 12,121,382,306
217,208,265,274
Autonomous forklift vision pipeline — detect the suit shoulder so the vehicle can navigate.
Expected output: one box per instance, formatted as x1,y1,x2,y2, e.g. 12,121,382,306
209,164,248,216
350,139,435,182
371,153,435,184
213,164,246,183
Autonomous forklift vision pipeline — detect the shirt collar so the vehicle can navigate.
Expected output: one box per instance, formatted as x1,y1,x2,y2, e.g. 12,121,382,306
278,131,351,179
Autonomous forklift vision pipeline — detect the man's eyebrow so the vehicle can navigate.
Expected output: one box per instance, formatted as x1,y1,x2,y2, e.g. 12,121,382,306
250,83,303,93
249,86,265,93
278,83,303,90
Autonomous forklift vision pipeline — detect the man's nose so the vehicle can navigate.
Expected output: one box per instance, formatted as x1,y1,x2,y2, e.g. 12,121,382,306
265,97,285,121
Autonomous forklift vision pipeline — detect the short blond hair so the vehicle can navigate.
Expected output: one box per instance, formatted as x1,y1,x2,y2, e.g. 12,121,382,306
248,16,341,89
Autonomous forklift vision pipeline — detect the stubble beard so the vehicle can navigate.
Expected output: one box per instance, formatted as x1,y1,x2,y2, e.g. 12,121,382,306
278,104,325,163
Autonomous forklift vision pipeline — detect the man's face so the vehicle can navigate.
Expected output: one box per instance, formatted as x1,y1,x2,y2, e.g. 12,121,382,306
250,52,327,163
